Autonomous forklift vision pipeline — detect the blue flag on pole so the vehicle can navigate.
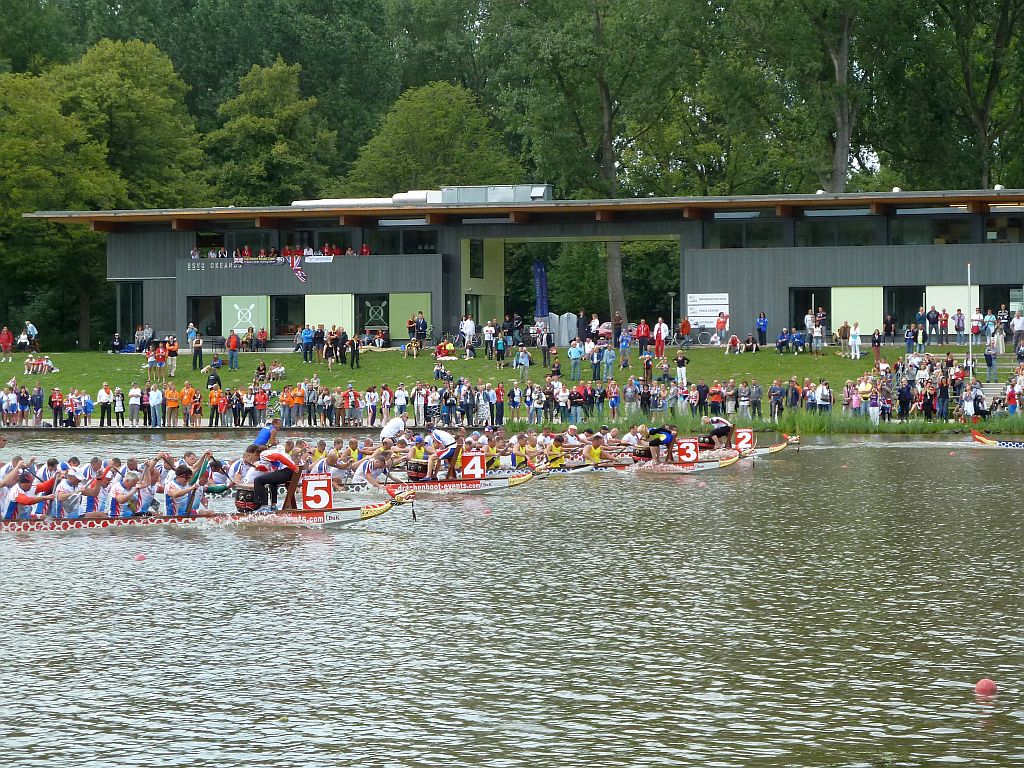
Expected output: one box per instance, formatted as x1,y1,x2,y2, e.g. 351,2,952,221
533,261,549,319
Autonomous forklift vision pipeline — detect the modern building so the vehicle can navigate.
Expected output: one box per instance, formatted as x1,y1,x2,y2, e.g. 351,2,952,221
29,185,1024,342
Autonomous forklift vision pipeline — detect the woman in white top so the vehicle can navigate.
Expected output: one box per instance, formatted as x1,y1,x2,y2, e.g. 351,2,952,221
849,322,862,360
127,384,142,426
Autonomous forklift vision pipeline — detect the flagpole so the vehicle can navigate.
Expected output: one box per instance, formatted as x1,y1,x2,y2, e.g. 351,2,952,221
967,262,972,370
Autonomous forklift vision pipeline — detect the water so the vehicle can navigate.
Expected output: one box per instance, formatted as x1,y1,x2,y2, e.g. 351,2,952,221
1,433,1021,767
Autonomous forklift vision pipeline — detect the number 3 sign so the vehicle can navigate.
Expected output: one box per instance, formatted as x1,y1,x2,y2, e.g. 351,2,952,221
734,428,754,452
461,451,486,479
302,473,332,509
676,438,698,464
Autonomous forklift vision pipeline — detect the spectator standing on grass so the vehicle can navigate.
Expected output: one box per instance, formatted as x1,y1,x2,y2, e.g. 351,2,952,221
755,313,768,346
192,333,203,370
227,331,240,370
97,383,113,427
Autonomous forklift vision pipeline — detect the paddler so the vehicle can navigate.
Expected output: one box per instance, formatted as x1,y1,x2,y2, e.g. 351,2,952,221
379,412,409,443
544,435,566,469
163,465,203,516
424,426,458,480
647,424,678,463
2,471,59,520
253,418,281,447
701,415,734,450
582,434,610,466
351,454,389,489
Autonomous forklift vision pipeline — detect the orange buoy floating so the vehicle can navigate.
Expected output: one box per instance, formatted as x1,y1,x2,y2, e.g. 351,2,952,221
975,678,998,696
949,451,956,456
134,553,147,562
697,481,707,489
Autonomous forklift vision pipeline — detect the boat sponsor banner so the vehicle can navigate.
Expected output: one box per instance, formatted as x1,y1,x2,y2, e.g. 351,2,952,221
686,293,729,331
305,254,334,264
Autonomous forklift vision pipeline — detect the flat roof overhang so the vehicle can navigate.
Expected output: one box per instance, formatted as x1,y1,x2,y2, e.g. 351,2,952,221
25,189,1024,230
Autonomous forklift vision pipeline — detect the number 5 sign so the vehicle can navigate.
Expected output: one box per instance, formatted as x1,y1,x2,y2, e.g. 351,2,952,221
302,473,332,509
676,438,699,464
734,428,754,452
461,451,486,479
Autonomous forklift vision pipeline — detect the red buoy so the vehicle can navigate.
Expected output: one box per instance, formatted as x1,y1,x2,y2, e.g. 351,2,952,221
949,451,956,456
134,553,147,562
975,678,998,696
697,481,707,489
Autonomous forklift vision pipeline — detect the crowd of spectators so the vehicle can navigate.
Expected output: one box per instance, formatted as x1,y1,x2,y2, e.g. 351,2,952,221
189,243,372,260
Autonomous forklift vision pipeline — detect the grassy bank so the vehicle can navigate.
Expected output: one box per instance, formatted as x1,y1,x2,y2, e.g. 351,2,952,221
5,346,1019,435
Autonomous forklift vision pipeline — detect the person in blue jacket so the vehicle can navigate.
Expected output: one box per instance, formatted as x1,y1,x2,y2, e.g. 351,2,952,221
301,325,315,363
776,329,789,354
755,312,769,346
791,328,805,354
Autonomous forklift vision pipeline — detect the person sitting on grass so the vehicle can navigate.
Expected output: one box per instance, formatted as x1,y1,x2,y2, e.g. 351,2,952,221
724,334,742,355
791,328,806,354
776,329,790,353
743,334,760,353
404,339,420,359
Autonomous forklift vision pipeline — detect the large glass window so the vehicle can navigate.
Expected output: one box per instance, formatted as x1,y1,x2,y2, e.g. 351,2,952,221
366,230,400,255
315,228,359,252
225,230,274,253
704,214,784,248
985,215,1024,243
402,229,438,254
270,296,304,337
797,218,880,246
891,216,973,245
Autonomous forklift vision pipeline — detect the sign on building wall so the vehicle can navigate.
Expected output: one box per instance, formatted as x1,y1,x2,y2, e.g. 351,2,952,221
221,296,270,336
686,293,730,331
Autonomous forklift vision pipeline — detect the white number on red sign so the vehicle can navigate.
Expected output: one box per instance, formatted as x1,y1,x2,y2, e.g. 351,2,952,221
302,473,332,509
461,452,485,479
677,438,699,464
735,428,754,452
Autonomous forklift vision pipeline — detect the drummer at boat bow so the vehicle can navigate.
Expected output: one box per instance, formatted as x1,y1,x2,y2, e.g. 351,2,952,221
648,424,678,463
247,443,300,512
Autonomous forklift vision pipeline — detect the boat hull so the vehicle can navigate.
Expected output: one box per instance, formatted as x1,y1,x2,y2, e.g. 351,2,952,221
0,500,395,532
971,429,1024,448
384,472,533,497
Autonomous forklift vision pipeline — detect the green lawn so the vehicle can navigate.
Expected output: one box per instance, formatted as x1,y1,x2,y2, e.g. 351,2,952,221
6,343,1016,434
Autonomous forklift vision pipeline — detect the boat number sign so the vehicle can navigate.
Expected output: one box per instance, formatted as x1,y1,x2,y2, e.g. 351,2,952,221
302,473,332,509
677,438,699,464
734,428,754,452
461,452,485,479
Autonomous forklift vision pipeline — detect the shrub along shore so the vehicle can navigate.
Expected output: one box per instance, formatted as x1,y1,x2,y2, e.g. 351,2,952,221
1,347,1016,435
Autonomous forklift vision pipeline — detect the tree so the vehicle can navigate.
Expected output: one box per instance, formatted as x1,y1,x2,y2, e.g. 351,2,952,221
342,81,522,196
488,0,702,324
0,72,127,348
205,58,339,206
0,0,78,73
45,39,208,208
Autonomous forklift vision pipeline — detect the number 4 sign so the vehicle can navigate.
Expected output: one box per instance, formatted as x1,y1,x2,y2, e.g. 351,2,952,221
676,438,698,464
734,428,754,452
302,473,332,509
461,451,486,479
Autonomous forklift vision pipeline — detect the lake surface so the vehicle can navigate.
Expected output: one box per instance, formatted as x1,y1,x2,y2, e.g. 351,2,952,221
1,432,1021,767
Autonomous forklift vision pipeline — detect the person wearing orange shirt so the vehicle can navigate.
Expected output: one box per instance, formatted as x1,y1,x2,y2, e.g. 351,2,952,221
180,382,196,428
165,384,180,427
208,386,222,428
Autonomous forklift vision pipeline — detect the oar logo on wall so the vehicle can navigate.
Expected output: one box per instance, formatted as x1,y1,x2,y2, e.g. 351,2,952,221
234,303,255,326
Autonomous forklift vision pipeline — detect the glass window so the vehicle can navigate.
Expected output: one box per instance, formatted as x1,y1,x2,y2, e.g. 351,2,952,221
933,217,973,244
796,219,834,247
470,240,484,279
890,218,932,245
366,230,400,254
315,228,358,251
225,230,273,253
403,229,438,254
746,220,785,248
703,221,744,249
891,216,973,245
986,215,1024,243
835,218,880,246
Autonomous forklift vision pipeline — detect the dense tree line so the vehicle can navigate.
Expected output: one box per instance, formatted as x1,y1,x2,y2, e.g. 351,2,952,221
2,0,1024,347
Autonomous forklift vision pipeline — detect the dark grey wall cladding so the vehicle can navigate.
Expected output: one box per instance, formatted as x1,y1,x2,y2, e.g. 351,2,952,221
143,279,177,335
108,230,193,278
174,253,442,295
682,243,1024,336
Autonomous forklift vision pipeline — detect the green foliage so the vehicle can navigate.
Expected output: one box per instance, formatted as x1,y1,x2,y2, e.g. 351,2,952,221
0,71,125,347
547,242,609,317
45,39,208,208
342,82,522,196
205,58,338,206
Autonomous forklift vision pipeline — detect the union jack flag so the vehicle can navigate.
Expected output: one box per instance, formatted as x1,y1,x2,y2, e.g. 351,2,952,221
287,253,307,283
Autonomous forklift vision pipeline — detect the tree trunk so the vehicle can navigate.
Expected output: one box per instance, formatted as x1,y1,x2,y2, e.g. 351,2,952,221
78,287,91,351
593,0,628,325
828,9,854,193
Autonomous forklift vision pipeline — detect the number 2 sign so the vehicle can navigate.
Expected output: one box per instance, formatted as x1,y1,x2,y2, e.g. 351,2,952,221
302,473,332,509
461,451,486,479
676,438,699,464
734,428,754,452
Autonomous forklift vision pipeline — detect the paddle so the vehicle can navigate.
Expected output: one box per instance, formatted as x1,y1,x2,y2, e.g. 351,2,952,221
183,451,211,516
